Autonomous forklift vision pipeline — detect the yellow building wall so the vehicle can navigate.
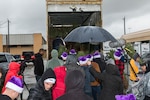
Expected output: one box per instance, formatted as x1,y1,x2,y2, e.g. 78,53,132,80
33,33,43,54
10,46,33,55
0,33,45,57
0,34,3,52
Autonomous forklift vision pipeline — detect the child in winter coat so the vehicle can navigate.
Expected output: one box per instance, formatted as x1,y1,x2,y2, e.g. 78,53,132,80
27,68,56,100
2,62,22,93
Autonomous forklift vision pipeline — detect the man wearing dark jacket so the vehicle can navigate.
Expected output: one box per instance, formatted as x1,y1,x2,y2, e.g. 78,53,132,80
33,48,45,82
90,64,123,100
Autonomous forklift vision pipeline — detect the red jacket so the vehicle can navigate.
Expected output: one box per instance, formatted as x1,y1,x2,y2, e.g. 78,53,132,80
2,62,22,93
114,60,124,80
52,66,66,100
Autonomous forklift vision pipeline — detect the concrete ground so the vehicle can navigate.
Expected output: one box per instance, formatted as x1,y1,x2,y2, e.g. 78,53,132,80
18,65,36,100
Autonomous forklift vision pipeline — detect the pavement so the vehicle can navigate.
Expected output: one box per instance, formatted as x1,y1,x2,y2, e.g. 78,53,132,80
18,65,36,100
17,60,48,100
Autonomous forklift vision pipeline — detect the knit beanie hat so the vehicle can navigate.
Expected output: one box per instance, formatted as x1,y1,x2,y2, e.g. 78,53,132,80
6,76,23,93
93,51,101,59
61,52,68,60
41,68,56,84
69,49,76,55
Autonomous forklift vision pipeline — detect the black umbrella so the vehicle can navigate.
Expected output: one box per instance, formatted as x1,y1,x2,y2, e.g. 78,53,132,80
64,26,116,43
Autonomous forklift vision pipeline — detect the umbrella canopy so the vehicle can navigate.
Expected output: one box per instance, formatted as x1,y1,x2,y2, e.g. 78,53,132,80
64,26,116,43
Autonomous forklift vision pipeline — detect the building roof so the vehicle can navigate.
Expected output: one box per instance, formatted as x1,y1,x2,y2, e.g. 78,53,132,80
121,28,150,43
2,33,46,45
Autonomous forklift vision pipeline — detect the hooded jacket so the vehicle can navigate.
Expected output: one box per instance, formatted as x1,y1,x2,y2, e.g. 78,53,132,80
57,70,93,100
46,49,63,70
52,66,66,100
64,55,85,76
27,68,56,100
90,64,123,100
2,62,22,93
34,53,44,76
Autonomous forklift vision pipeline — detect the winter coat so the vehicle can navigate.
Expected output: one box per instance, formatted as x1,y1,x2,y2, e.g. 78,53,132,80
0,94,11,100
64,63,85,77
33,53,44,76
27,68,56,100
90,64,123,100
114,60,124,80
57,70,93,100
2,62,22,93
64,54,85,76
93,58,106,73
46,49,63,70
52,66,66,100
129,59,139,81
81,65,94,96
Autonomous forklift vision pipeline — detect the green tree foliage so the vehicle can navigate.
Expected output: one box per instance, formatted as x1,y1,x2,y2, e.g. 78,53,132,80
58,45,67,57
124,43,136,58
106,49,115,59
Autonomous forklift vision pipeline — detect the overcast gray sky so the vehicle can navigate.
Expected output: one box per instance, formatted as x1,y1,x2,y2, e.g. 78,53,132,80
0,0,150,40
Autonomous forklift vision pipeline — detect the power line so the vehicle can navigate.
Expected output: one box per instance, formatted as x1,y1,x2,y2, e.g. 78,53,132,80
0,20,7,26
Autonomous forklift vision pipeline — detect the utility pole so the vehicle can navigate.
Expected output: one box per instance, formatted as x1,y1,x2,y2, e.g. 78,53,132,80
7,19,10,52
123,17,126,35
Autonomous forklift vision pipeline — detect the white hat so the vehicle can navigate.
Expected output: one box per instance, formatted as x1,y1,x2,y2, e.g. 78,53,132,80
6,76,24,93
93,51,101,59
78,56,88,65
44,78,56,84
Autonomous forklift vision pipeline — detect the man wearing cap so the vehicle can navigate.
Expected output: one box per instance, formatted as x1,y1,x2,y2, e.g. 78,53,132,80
0,76,24,100
114,49,125,80
86,54,101,100
61,52,68,64
93,51,106,73
27,68,56,100
78,56,94,97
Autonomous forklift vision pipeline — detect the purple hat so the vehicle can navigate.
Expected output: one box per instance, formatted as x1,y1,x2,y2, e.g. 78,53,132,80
61,52,68,60
93,51,101,59
117,48,123,53
115,93,136,100
114,50,122,60
6,76,23,93
86,54,93,61
78,56,88,65
69,49,76,55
